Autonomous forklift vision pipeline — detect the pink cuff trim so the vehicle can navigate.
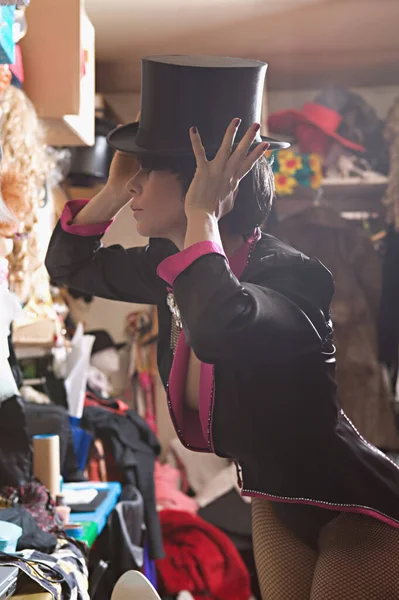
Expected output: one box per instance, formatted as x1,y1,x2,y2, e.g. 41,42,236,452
60,200,114,237
157,241,226,286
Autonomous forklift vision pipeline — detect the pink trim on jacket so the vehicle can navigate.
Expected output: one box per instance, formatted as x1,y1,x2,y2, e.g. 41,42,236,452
157,241,226,286
167,333,210,450
60,200,114,236
241,489,399,530
165,229,261,453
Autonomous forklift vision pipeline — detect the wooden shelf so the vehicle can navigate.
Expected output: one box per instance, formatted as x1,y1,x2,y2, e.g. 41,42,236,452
276,179,387,219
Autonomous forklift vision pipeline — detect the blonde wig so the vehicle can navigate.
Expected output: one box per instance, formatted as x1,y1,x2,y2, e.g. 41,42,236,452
0,85,53,301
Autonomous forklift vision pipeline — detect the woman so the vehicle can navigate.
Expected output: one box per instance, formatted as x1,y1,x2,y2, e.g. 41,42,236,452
46,56,399,599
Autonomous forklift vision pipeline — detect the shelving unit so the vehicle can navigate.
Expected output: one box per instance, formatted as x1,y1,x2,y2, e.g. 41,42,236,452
275,179,388,224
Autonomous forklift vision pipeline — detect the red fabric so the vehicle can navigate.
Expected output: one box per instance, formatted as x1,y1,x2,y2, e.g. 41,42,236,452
156,510,251,600
84,391,129,415
86,438,123,483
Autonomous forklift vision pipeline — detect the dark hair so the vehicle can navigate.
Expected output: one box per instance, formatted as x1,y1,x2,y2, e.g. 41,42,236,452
139,153,275,235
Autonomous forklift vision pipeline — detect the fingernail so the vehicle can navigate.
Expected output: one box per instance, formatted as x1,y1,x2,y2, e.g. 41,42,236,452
191,126,197,134
254,123,261,132
234,118,241,127
262,142,269,151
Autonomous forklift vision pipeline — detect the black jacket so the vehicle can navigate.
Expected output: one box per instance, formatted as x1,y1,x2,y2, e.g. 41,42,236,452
46,221,399,532
81,406,162,559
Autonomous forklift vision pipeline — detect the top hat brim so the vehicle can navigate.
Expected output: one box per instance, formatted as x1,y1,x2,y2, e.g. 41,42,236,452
107,122,290,156
268,109,365,153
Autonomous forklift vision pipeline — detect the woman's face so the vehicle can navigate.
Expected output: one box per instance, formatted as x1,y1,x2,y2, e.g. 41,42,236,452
126,168,187,242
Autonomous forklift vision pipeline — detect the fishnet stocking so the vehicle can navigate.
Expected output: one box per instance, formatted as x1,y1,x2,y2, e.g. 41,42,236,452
252,498,317,600
311,512,399,599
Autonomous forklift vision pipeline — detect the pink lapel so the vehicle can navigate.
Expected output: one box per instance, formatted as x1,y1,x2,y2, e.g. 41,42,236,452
168,228,261,452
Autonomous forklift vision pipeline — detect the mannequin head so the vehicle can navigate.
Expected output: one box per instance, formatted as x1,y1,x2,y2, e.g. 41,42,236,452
90,346,120,375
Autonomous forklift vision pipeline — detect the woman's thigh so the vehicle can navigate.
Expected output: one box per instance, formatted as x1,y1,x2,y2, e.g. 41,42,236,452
311,512,399,600
252,498,318,600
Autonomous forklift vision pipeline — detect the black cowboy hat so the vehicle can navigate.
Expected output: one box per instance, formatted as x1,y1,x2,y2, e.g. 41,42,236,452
107,55,290,157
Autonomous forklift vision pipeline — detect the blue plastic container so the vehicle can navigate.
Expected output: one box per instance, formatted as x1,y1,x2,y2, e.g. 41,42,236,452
0,521,22,553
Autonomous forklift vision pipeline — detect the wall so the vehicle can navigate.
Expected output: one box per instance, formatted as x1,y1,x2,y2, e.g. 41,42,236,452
104,93,141,124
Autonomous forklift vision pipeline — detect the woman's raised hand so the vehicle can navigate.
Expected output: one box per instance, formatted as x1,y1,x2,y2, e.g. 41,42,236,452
185,119,269,220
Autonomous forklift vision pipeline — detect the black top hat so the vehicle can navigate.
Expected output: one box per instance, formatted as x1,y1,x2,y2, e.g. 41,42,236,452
107,55,290,157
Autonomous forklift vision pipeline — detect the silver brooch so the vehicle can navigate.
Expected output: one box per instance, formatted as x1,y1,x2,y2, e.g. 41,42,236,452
167,292,182,330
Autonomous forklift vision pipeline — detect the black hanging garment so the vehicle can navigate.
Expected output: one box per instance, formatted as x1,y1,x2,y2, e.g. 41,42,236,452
23,402,82,482
81,406,163,559
107,494,145,580
0,507,57,554
0,397,32,487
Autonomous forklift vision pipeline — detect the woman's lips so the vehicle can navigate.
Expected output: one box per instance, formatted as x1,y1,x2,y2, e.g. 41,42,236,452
131,207,143,219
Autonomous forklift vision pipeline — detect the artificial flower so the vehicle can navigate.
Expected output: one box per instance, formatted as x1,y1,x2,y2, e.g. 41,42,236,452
278,150,303,175
274,173,297,195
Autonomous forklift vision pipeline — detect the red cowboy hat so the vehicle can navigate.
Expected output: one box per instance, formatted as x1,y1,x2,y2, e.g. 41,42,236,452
268,97,366,154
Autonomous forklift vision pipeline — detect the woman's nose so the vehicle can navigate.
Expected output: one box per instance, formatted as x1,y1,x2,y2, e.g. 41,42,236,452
126,171,142,196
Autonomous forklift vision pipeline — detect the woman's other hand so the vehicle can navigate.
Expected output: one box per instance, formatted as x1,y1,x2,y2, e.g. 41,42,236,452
71,125,140,225
185,119,269,220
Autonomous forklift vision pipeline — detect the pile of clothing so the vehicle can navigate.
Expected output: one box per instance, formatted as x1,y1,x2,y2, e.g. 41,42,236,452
0,480,89,599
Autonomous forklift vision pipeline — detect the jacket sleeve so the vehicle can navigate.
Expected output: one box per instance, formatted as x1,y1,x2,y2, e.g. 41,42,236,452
45,200,169,305
157,242,334,363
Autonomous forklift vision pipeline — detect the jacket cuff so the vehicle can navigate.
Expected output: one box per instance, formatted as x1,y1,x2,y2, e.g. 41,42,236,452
157,241,226,286
60,200,114,236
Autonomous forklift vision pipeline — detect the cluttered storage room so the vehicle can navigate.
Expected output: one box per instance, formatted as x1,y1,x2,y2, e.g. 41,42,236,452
1,0,399,598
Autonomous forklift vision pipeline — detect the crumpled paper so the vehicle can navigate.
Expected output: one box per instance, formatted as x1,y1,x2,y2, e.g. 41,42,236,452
64,323,95,418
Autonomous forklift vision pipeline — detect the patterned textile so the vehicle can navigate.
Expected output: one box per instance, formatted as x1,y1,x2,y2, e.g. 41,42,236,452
0,480,64,536
0,538,89,600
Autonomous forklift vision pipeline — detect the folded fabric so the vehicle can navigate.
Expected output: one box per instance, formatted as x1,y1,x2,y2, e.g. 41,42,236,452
0,507,57,553
156,510,251,600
